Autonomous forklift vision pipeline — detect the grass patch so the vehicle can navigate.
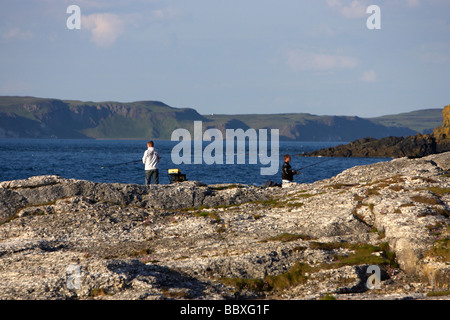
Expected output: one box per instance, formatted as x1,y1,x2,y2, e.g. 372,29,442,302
365,187,381,196
192,211,221,223
130,248,152,257
285,202,304,209
410,195,442,206
161,288,191,299
412,176,436,183
425,237,450,262
333,243,397,268
209,184,244,191
309,241,344,251
265,263,311,290
267,233,313,242
427,187,450,196
320,294,337,300
327,183,357,190
221,262,312,293
292,193,316,199
250,198,304,209
212,203,241,210
221,278,269,292
432,208,450,218
90,288,109,297
223,241,399,295
389,185,405,192
426,290,450,297
310,241,398,268
399,203,415,208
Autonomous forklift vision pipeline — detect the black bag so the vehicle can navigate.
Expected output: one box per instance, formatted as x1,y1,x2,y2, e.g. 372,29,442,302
263,180,281,188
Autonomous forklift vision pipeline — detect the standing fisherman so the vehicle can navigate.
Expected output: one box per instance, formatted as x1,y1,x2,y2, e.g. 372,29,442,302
142,141,161,185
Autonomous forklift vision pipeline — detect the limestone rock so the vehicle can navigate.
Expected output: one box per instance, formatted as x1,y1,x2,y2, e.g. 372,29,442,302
0,152,449,300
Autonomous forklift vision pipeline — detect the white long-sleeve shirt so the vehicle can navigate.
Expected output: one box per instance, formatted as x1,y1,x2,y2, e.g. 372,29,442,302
142,147,161,170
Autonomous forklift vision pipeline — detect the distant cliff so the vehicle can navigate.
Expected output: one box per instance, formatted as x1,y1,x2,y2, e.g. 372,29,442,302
204,113,417,141
302,105,450,158
0,96,207,139
0,96,427,141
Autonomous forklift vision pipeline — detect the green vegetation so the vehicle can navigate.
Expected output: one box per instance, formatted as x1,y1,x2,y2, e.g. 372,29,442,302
266,233,313,242
320,294,337,300
326,183,357,190
222,241,398,294
89,288,110,297
425,237,450,262
265,263,311,290
192,211,221,223
410,195,442,205
130,248,153,257
427,187,450,196
250,198,304,209
365,187,381,196
309,241,343,251
209,184,245,191
426,290,450,297
369,108,443,134
333,243,397,268
221,278,269,292
161,288,191,299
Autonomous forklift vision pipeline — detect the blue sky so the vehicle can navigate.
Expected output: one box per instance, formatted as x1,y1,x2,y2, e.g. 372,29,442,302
0,0,449,117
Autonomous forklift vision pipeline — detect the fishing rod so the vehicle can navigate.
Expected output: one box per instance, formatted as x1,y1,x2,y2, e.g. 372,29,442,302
101,160,141,169
295,158,334,172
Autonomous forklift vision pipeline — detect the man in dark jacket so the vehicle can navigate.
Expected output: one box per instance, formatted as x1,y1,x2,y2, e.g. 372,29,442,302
282,154,299,187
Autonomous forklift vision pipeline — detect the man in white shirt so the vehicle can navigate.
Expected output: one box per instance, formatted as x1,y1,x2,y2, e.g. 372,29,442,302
142,141,161,185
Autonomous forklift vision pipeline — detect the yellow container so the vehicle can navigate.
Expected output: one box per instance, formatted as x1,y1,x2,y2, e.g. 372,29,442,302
168,169,180,174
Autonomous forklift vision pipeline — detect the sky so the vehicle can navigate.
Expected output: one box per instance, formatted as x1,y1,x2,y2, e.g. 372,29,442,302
0,0,449,117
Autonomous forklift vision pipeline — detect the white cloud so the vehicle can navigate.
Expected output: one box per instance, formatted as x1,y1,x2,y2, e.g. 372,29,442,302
82,13,125,47
287,49,359,71
151,6,184,21
1,28,34,40
361,70,377,82
326,0,368,19
406,0,420,8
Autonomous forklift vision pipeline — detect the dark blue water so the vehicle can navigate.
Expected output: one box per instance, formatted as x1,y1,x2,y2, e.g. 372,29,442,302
0,139,390,186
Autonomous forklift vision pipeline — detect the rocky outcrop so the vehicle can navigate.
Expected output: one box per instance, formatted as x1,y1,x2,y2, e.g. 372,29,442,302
301,134,437,158
0,153,449,300
432,105,450,153
302,105,450,158
0,177,269,224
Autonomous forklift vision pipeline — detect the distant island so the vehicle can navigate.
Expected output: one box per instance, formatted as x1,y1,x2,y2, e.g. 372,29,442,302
0,96,443,141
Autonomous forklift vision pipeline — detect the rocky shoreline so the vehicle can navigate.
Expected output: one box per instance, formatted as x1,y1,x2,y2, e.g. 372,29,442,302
301,105,450,158
0,152,449,300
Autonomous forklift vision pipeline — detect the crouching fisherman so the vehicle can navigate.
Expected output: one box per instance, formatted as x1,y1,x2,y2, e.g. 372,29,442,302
282,154,300,188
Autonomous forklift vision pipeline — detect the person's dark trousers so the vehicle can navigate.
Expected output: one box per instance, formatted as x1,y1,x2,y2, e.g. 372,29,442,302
145,169,159,185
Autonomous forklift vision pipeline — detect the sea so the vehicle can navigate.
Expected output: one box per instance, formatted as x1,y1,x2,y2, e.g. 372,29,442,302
0,139,391,186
